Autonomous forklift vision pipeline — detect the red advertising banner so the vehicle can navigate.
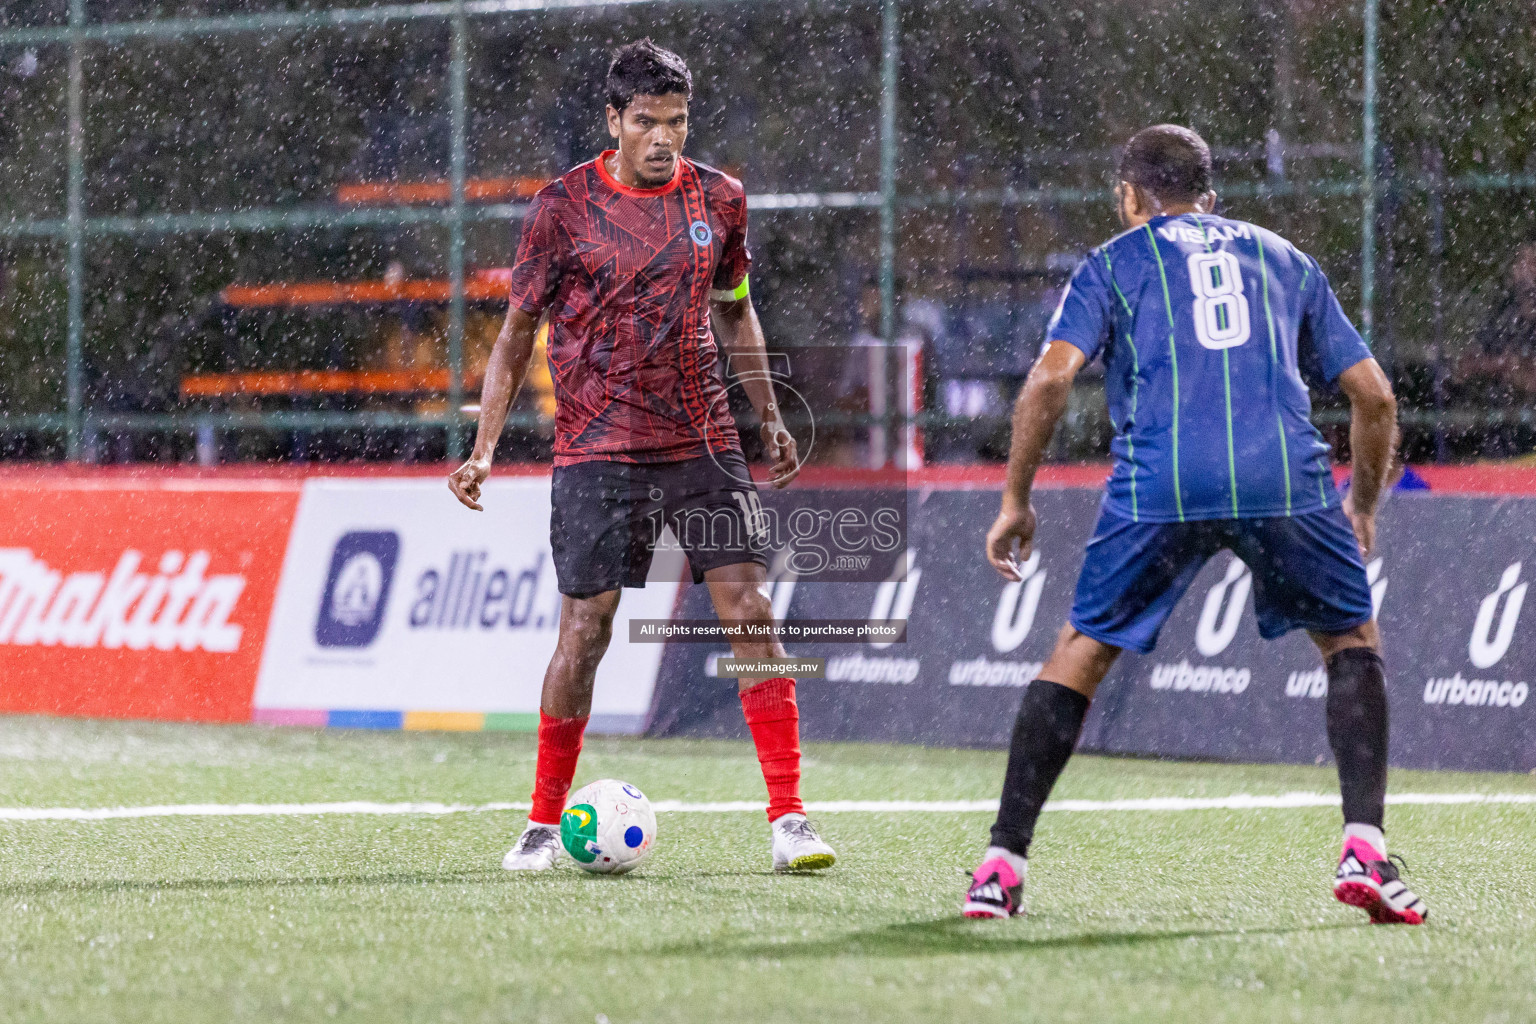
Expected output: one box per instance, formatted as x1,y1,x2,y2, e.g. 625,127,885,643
0,478,299,722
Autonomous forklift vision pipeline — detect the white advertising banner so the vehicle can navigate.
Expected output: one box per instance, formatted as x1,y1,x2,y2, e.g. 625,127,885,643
255,478,681,730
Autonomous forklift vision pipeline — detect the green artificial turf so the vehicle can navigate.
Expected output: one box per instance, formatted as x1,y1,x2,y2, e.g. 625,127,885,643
2,715,1534,1023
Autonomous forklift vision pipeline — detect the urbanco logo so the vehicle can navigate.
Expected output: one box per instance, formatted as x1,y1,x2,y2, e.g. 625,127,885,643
315,531,400,648
1196,557,1251,658
1367,557,1387,620
1469,562,1526,670
1149,660,1251,695
991,550,1046,653
868,549,919,651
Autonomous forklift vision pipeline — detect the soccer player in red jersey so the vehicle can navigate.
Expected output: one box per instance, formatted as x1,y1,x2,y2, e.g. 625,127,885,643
449,40,834,872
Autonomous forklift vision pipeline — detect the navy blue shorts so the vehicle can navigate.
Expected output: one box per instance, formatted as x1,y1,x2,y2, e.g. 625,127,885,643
1069,505,1373,654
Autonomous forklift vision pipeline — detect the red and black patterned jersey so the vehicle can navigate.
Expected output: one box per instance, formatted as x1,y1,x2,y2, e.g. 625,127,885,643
507,151,752,466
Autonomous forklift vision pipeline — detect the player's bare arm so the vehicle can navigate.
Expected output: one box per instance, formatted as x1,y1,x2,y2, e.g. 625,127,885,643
967,126,1427,927
447,305,540,511
987,168,1208,583
712,295,799,489
1337,357,1399,558
494,42,834,875
986,341,1087,580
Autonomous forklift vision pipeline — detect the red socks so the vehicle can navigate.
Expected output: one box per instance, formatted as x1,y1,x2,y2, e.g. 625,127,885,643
740,677,804,821
534,683,803,826
530,711,589,825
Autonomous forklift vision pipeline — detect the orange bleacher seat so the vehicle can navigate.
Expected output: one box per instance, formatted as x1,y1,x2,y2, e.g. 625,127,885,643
221,269,513,309
336,178,548,206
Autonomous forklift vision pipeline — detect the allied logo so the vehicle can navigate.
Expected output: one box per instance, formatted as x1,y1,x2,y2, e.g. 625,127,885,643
561,803,600,863
315,531,400,648
405,550,549,632
689,219,713,247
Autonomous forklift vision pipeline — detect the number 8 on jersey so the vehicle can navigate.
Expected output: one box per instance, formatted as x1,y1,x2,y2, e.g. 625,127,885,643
1186,250,1251,350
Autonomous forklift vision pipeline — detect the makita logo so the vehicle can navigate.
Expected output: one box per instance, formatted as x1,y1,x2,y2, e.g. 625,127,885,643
1422,673,1528,708
0,548,245,652
1149,660,1251,695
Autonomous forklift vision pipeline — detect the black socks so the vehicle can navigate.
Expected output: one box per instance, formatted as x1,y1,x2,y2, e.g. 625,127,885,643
989,680,1091,858
1325,647,1390,829
988,653,1386,857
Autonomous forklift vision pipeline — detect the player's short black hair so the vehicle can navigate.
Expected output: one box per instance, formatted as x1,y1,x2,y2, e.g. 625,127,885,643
1118,124,1213,204
607,39,692,113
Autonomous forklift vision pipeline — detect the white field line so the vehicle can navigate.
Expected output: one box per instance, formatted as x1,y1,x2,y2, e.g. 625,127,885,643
1,791,1534,822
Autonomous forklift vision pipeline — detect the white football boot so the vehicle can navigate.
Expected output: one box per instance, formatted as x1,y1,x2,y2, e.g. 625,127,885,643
770,813,837,871
502,823,562,871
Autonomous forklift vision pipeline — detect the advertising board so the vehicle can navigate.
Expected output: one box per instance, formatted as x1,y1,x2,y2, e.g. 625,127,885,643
650,489,1536,773
255,478,681,732
0,479,298,722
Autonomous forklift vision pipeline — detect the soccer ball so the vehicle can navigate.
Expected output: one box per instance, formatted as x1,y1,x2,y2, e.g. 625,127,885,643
560,779,657,874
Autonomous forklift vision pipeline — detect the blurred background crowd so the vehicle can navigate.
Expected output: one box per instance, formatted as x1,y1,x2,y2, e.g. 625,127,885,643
2,0,1535,468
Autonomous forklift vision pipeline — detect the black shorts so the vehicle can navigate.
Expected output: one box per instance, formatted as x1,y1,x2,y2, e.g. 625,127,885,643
549,451,770,598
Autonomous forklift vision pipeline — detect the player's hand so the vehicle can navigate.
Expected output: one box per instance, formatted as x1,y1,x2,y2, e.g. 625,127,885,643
1343,492,1376,559
448,456,492,511
986,503,1037,581
761,419,800,489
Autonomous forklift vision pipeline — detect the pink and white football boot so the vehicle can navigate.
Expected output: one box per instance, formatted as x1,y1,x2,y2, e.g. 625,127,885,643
1333,836,1427,925
962,854,1026,919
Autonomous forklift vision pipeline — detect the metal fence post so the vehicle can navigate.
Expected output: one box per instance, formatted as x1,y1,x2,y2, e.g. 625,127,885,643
1428,145,1447,463
5,0,1507,462
1359,0,1377,347
447,0,469,461
65,0,87,460
878,0,899,460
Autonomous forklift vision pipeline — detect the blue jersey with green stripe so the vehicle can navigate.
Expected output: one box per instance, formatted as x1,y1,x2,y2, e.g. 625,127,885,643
1047,212,1372,522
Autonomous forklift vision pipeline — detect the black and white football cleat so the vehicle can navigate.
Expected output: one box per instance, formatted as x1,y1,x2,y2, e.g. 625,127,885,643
502,823,562,871
1334,839,1427,925
962,856,1026,919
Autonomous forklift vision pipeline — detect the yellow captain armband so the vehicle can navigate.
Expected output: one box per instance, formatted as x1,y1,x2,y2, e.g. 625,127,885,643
709,275,750,303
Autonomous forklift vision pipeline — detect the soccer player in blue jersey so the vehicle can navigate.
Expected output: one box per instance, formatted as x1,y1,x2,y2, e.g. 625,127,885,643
962,125,1426,925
